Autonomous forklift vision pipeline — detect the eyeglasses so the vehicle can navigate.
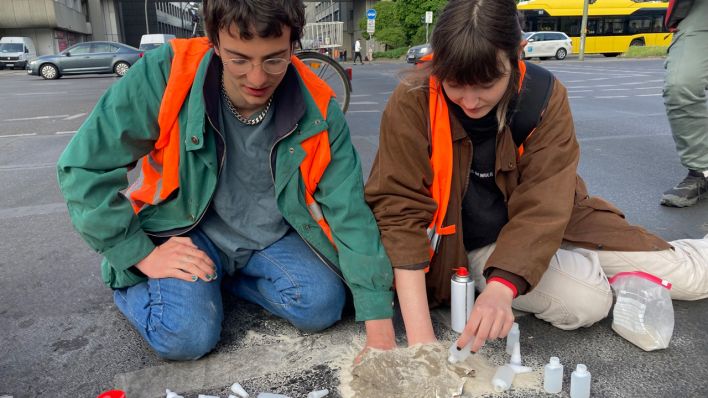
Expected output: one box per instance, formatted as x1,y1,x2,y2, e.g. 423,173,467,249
225,57,291,75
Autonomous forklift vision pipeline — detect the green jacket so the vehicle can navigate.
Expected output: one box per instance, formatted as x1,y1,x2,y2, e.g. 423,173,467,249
57,44,393,321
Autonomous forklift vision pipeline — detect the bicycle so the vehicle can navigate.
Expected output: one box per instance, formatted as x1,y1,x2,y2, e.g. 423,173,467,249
295,51,352,114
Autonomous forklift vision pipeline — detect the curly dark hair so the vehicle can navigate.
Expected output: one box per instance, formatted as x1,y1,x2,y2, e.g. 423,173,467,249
203,0,305,47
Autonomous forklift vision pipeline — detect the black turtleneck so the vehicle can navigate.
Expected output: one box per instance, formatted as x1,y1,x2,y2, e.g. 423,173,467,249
445,91,509,251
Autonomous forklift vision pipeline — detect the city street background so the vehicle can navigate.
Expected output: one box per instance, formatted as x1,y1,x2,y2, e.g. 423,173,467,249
1,57,707,397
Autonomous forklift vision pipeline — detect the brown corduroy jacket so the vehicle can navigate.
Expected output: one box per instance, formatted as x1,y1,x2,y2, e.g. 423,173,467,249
365,76,671,305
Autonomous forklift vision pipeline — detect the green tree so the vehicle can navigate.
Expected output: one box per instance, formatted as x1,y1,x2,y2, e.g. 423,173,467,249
397,0,448,45
358,1,407,49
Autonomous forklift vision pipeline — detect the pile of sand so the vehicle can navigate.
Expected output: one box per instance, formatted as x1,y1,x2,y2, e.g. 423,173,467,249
337,343,542,398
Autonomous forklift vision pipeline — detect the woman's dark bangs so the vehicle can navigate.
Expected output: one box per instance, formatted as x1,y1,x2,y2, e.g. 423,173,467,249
432,30,506,86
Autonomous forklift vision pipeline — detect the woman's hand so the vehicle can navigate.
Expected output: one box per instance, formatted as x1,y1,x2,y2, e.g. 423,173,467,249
355,319,397,364
457,281,515,352
135,236,216,282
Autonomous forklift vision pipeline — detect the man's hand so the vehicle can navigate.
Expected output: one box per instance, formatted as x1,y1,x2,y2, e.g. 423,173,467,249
135,236,216,282
355,318,397,364
457,281,515,353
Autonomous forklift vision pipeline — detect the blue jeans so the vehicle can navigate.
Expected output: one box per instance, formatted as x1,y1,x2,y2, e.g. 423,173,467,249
114,229,346,360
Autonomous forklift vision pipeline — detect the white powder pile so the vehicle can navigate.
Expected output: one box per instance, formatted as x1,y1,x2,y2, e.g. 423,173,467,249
337,342,542,398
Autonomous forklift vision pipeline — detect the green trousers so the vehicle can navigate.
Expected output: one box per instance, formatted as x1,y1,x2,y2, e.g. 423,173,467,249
663,3,708,172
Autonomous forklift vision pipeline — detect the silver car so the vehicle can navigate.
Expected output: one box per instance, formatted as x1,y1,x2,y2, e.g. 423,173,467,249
27,41,144,80
406,43,432,64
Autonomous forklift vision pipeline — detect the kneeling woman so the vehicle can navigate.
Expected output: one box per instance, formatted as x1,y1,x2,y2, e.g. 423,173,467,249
365,0,708,352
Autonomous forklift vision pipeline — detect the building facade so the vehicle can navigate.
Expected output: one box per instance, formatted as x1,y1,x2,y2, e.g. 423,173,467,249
0,0,199,55
305,0,381,58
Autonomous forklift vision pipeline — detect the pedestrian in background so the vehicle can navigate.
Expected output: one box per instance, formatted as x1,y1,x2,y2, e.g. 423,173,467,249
353,39,364,64
660,0,708,207
57,0,395,361
365,0,708,353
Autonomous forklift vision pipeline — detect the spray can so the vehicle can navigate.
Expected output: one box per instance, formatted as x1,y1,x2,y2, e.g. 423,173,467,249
451,266,474,333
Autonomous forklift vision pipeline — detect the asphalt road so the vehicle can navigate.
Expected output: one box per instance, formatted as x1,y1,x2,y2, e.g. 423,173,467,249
0,58,706,398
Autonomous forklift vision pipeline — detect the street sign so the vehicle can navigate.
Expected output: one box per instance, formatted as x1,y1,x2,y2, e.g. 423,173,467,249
367,19,375,34
425,11,433,24
367,9,377,20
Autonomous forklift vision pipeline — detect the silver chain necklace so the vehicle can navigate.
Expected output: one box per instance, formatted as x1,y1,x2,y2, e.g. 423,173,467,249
221,80,273,126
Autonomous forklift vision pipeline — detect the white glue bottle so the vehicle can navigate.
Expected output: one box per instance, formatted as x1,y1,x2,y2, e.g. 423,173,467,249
543,356,564,394
451,266,474,333
570,364,591,398
505,322,520,355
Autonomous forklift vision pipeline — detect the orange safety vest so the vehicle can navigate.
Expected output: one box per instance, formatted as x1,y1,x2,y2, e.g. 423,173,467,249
423,53,530,255
127,38,337,244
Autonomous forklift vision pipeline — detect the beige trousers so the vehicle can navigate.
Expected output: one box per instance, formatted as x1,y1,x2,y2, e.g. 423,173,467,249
468,236,708,330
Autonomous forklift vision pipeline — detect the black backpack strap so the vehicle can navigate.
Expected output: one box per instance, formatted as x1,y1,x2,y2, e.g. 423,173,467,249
509,62,556,147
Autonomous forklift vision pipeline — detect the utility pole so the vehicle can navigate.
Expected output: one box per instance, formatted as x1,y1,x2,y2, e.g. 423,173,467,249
144,0,150,34
579,0,590,61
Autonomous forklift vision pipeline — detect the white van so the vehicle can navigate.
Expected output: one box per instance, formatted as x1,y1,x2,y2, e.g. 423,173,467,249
139,34,176,51
0,37,37,69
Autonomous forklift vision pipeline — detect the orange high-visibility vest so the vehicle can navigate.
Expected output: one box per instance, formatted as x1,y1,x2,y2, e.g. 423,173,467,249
424,55,530,255
127,38,337,244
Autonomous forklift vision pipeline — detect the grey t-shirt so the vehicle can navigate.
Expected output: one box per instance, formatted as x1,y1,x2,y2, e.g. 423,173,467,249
200,95,290,275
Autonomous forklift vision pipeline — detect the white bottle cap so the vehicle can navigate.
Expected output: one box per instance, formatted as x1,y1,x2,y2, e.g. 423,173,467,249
548,356,562,368
575,363,589,376
230,382,250,398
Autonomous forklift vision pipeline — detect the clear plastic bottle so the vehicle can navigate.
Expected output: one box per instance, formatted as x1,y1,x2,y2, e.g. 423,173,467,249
570,364,591,398
506,322,520,355
491,364,516,392
448,340,474,363
543,357,564,394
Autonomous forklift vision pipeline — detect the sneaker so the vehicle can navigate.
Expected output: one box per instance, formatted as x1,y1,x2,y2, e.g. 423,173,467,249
660,170,708,207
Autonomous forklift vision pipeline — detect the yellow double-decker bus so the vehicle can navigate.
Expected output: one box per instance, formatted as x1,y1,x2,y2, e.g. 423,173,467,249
517,0,672,56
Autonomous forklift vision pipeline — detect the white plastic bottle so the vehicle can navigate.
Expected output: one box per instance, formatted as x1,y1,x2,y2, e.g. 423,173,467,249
570,364,591,398
506,322,520,355
491,364,516,392
448,340,474,363
543,357,564,394
451,267,474,333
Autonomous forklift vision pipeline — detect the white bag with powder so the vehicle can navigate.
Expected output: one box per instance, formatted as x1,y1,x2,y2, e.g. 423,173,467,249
609,271,674,351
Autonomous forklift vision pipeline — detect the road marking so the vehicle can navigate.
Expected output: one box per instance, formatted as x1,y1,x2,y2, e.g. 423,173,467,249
567,90,592,93
349,101,379,105
636,86,663,90
0,133,37,138
63,113,86,120
378,91,393,94
568,96,585,99
594,95,628,98
350,94,371,97
0,203,67,220
619,81,648,85
347,110,381,113
602,88,631,91
0,162,56,171
636,93,662,97
566,85,615,89
5,115,70,121
578,133,670,142
56,131,77,135
14,91,68,96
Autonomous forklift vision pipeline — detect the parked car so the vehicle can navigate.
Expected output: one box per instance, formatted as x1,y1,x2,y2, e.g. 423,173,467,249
0,36,37,70
139,34,176,51
26,41,143,80
523,31,572,60
406,43,431,64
